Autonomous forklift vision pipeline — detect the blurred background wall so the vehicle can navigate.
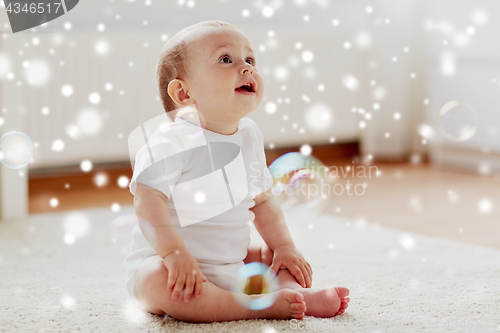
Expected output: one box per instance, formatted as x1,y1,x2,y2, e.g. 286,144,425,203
0,0,499,220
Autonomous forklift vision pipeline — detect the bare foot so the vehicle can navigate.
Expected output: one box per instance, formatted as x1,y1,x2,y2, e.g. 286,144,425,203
252,289,307,320
293,287,350,318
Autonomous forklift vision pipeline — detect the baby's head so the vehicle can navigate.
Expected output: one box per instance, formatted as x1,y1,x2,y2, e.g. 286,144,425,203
157,21,263,128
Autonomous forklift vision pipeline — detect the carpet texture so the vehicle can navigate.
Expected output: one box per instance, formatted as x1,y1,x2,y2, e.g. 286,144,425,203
1,205,499,333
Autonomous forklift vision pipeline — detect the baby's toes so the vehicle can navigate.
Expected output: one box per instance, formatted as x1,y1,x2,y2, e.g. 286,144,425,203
290,303,306,319
336,287,349,298
290,301,306,312
341,302,349,310
343,297,350,303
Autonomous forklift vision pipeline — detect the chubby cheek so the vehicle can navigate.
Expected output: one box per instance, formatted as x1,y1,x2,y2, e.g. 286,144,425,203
255,73,265,101
196,80,226,105
211,72,234,97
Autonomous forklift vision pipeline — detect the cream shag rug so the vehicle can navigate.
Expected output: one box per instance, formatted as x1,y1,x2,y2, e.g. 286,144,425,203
1,205,499,333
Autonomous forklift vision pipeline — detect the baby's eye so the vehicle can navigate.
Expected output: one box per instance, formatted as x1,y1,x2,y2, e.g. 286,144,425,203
219,54,256,66
220,55,231,64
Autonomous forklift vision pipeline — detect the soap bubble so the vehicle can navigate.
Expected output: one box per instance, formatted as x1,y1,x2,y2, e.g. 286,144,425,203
439,101,478,142
44,287,65,309
269,152,330,212
231,262,280,310
0,131,34,169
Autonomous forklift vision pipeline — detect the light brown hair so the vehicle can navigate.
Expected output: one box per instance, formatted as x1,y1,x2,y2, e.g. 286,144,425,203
156,20,239,120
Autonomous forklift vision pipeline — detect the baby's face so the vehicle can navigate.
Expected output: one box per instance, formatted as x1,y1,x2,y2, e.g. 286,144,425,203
182,27,264,124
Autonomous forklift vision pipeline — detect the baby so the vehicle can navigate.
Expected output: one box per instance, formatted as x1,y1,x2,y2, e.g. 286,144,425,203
125,20,350,323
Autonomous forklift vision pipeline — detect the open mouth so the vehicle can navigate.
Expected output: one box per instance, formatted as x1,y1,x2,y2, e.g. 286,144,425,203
235,82,255,93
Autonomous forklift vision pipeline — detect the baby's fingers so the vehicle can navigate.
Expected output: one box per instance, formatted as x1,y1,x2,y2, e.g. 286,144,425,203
194,270,203,298
167,269,179,292
292,265,307,288
305,261,313,278
172,272,186,300
183,271,195,303
303,265,312,288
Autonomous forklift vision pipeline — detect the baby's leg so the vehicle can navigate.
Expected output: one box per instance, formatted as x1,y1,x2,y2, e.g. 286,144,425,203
133,255,307,323
277,268,350,317
258,245,351,318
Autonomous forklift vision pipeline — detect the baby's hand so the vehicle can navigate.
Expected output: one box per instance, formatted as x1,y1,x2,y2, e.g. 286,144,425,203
162,248,207,303
268,245,313,288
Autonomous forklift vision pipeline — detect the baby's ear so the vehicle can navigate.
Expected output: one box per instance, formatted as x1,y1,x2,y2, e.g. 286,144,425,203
168,79,192,105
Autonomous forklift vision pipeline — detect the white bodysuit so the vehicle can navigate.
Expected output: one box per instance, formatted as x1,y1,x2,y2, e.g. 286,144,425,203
125,116,273,305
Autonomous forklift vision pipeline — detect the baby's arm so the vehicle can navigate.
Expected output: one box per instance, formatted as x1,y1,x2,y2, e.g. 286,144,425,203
250,188,294,250
134,184,184,257
134,184,207,302
250,188,313,288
